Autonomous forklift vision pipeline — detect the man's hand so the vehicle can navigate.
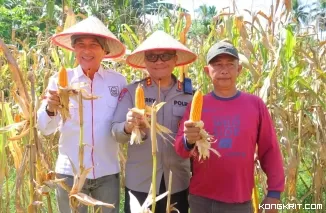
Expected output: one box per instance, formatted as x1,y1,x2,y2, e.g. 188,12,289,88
46,90,61,112
259,197,280,213
184,120,201,144
124,110,146,134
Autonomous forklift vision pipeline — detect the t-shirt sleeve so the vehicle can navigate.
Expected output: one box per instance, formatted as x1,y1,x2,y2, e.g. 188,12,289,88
256,98,285,195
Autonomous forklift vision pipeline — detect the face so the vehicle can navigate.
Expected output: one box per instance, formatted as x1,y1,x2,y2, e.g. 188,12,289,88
204,54,242,91
144,50,177,80
73,37,106,72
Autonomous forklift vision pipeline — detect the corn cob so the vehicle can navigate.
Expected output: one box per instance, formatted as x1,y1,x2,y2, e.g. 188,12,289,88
189,90,220,160
190,90,203,122
58,66,68,88
135,84,145,109
130,84,148,145
14,114,21,123
57,66,71,122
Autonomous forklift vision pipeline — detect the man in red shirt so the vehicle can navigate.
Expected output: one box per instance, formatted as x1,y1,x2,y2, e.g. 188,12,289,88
174,41,285,213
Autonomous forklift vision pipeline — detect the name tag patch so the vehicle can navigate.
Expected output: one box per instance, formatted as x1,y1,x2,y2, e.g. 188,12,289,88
173,100,188,106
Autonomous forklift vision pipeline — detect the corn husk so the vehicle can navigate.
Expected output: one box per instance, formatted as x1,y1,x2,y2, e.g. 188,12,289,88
57,82,100,123
67,159,115,211
193,121,221,161
129,184,169,213
129,102,173,145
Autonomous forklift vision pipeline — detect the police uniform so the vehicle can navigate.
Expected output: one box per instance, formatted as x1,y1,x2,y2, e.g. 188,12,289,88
111,74,193,213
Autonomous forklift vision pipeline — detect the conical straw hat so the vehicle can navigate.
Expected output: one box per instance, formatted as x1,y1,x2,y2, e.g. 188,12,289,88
126,30,197,69
51,16,125,58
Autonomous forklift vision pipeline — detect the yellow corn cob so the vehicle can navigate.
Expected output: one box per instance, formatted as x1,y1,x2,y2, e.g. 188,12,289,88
135,84,145,109
57,66,70,122
14,114,21,123
58,66,68,88
190,90,203,122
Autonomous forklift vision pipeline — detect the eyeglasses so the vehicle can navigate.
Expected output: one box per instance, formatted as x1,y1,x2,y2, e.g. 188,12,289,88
145,53,176,62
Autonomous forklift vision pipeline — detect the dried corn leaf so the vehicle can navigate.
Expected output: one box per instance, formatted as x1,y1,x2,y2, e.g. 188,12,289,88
129,102,173,145
129,108,149,145
70,193,115,208
130,127,145,145
0,120,26,133
70,167,93,194
194,121,221,161
8,126,30,140
58,85,99,123
129,184,169,213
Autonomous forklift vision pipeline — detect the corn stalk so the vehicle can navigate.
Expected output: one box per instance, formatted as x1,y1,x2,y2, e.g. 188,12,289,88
150,102,158,213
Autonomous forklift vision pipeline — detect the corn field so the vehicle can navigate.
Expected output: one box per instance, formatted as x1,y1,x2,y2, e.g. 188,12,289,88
0,0,326,212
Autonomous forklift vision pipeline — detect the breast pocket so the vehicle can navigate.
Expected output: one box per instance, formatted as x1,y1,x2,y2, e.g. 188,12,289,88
92,95,118,123
106,99,118,121
171,106,187,133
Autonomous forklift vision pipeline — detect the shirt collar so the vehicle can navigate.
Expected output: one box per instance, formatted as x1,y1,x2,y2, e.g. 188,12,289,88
145,74,178,87
74,65,105,79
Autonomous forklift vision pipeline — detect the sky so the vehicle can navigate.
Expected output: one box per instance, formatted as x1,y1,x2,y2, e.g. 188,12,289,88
159,0,316,21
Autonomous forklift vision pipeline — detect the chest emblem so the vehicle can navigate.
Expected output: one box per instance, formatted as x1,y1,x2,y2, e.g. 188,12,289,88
108,86,119,97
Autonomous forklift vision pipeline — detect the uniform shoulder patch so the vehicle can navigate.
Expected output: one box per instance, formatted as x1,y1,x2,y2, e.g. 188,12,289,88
118,88,128,101
132,78,146,84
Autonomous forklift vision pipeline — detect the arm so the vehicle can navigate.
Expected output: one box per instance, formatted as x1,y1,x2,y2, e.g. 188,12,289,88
36,76,61,136
111,88,133,144
257,99,285,200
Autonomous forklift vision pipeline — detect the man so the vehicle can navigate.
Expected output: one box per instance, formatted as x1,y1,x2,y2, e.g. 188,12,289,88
37,16,127,213
111,30,197,213
174,41,285,213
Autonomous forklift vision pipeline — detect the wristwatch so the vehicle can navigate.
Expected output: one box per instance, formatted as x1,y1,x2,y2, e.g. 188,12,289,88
45,104,56,116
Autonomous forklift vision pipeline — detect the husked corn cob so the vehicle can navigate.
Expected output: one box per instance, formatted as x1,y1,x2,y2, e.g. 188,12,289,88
190,90,203,122
14,114,21,123
57,66,70,122
130,84,147,145
189,90,221,160
135,84,145,109
58,66,68,88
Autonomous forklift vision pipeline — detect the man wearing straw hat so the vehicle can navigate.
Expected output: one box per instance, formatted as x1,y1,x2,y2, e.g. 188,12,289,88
111,30,197,213
37,16,126,213
174,41,285,213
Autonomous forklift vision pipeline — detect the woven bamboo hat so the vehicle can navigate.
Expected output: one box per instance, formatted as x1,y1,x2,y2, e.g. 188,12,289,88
51,16,125,58
126,30,197,69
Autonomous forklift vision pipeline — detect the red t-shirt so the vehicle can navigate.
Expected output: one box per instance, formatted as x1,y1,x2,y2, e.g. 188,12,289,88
175,91,285,203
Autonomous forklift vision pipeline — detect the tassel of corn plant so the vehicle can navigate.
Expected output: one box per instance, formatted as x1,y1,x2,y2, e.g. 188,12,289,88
189,90,220,161
130,84,147,145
